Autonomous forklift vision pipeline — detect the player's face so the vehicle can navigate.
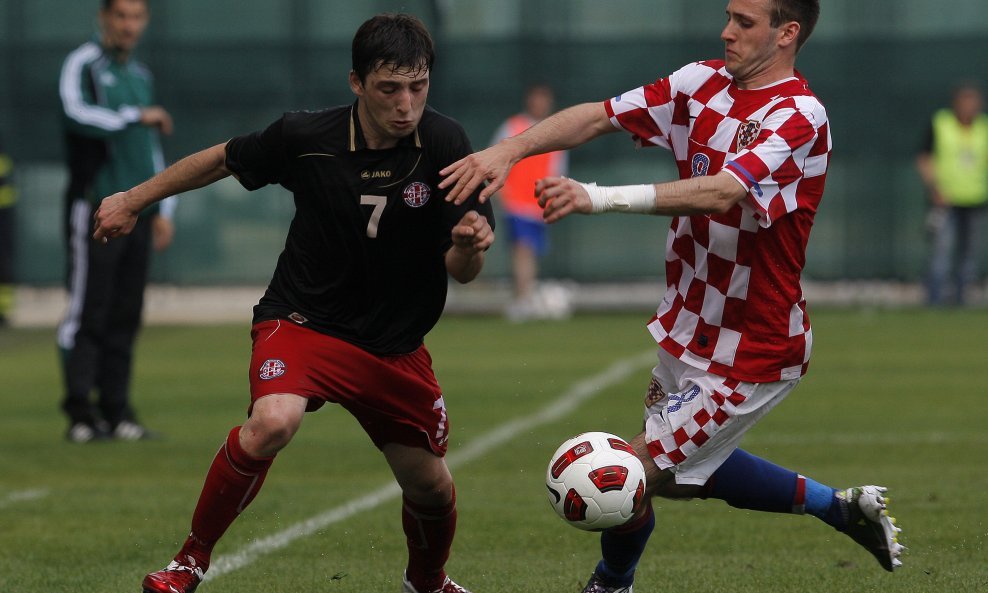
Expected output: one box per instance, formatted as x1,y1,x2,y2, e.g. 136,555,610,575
350,63,430,150
954,88,984,125
721,0,787,87
100,0,149,55
525,87,555,120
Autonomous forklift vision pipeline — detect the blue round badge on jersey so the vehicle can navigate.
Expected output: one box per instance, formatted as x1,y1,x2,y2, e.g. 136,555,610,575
691,153,711,178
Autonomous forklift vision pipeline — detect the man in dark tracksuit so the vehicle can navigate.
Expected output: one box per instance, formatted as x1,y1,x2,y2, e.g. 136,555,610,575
57,0,175,443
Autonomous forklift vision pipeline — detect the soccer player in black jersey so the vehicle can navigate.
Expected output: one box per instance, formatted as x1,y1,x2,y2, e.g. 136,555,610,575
94,14,493,593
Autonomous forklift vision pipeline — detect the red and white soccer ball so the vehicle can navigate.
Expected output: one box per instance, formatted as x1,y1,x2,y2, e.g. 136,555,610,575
545,432,646,531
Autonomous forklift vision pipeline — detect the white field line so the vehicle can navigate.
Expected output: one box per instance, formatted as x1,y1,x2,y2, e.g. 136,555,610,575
203,349,656,582
0,488,50,510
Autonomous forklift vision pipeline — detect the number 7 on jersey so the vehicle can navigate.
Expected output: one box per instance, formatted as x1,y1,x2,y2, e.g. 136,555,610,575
361,194,387,238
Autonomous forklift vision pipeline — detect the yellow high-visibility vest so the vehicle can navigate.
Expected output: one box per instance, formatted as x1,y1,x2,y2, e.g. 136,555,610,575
932,109,988,207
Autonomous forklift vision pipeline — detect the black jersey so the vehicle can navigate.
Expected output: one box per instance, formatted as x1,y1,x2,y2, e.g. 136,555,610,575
225,103,494,355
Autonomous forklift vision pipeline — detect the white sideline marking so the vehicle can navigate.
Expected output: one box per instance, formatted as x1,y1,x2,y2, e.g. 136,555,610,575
0,488,50,509
204,350,656,582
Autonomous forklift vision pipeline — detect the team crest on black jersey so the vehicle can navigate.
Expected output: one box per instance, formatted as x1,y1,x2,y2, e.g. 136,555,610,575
736,120,761,150
259,359,286,380
403,182,431,207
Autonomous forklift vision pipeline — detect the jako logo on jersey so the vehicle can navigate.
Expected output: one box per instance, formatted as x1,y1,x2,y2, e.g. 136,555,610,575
360,169,392,180
667,384,701,413
691,153,711,177
736,120,761,150
403,182,431,207
259,359,286,380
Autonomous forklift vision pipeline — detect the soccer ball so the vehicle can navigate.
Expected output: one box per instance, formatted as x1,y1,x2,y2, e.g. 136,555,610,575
545,432,646,531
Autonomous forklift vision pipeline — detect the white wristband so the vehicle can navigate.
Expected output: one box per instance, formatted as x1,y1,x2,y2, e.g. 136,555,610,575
580,182,656,214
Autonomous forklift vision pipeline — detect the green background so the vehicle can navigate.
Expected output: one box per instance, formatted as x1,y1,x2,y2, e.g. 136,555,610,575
3,0,988,284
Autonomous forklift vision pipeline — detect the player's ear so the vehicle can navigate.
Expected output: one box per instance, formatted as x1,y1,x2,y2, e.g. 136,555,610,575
778,21,800,49
348,71,364,97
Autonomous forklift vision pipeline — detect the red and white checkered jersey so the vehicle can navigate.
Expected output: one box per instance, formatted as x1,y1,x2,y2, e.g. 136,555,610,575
605,60,832,382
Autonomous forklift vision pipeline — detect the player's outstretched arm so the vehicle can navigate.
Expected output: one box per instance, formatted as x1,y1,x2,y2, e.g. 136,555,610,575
439,102,614,206
445,211,495,284
536,171,748,224
93,142,231,243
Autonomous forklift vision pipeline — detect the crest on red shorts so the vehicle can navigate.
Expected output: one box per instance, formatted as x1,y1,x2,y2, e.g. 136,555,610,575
403,182,431,208
736,120,761,150
259,359,286,380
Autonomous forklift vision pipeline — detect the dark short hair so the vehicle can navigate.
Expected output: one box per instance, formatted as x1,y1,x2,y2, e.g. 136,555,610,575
352,13,435,82
770,0,820,52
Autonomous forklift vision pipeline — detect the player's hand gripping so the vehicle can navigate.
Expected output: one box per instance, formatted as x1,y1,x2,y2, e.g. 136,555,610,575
439,142,520,205
450,210,494,254
92,191,140,243
536,176,592,223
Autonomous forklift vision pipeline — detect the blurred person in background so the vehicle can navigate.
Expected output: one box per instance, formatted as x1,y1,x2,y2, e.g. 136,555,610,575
442,1,905,591
57,0,175,443
0,134,15,328
916,81,988,307
93,13,493,593
489,84,571,321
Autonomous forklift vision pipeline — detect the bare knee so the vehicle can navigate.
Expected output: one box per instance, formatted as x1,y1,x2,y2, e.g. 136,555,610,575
241,394,306,457
402,458,453,505
384,443,454,506
406,470,453,506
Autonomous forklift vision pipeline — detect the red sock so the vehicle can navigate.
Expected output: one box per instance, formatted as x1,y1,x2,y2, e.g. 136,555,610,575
177,426,274,569
402,486,457,592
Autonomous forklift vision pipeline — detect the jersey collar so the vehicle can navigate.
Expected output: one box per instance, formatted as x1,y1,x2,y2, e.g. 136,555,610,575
348,102,422,152
727,69,809,101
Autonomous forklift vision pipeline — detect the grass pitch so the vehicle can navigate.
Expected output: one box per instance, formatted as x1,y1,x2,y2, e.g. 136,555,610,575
1,309,986,592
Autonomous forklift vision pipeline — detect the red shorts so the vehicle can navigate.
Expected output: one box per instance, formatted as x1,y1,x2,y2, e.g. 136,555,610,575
248,319,449,456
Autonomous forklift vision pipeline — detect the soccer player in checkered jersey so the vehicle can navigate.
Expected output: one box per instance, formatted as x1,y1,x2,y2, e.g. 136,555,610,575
441,1,904,591
94,14,493,593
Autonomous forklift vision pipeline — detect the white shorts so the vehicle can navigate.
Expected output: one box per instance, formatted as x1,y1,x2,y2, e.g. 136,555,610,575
643,348,799,486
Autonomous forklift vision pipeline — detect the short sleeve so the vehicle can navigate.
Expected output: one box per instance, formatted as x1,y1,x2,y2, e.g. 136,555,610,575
605,77,675,149
604,62,724,151
225,116,290,191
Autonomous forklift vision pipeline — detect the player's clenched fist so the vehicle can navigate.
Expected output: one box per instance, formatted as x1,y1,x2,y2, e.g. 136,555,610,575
450,210,495,254
92,191,139,243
